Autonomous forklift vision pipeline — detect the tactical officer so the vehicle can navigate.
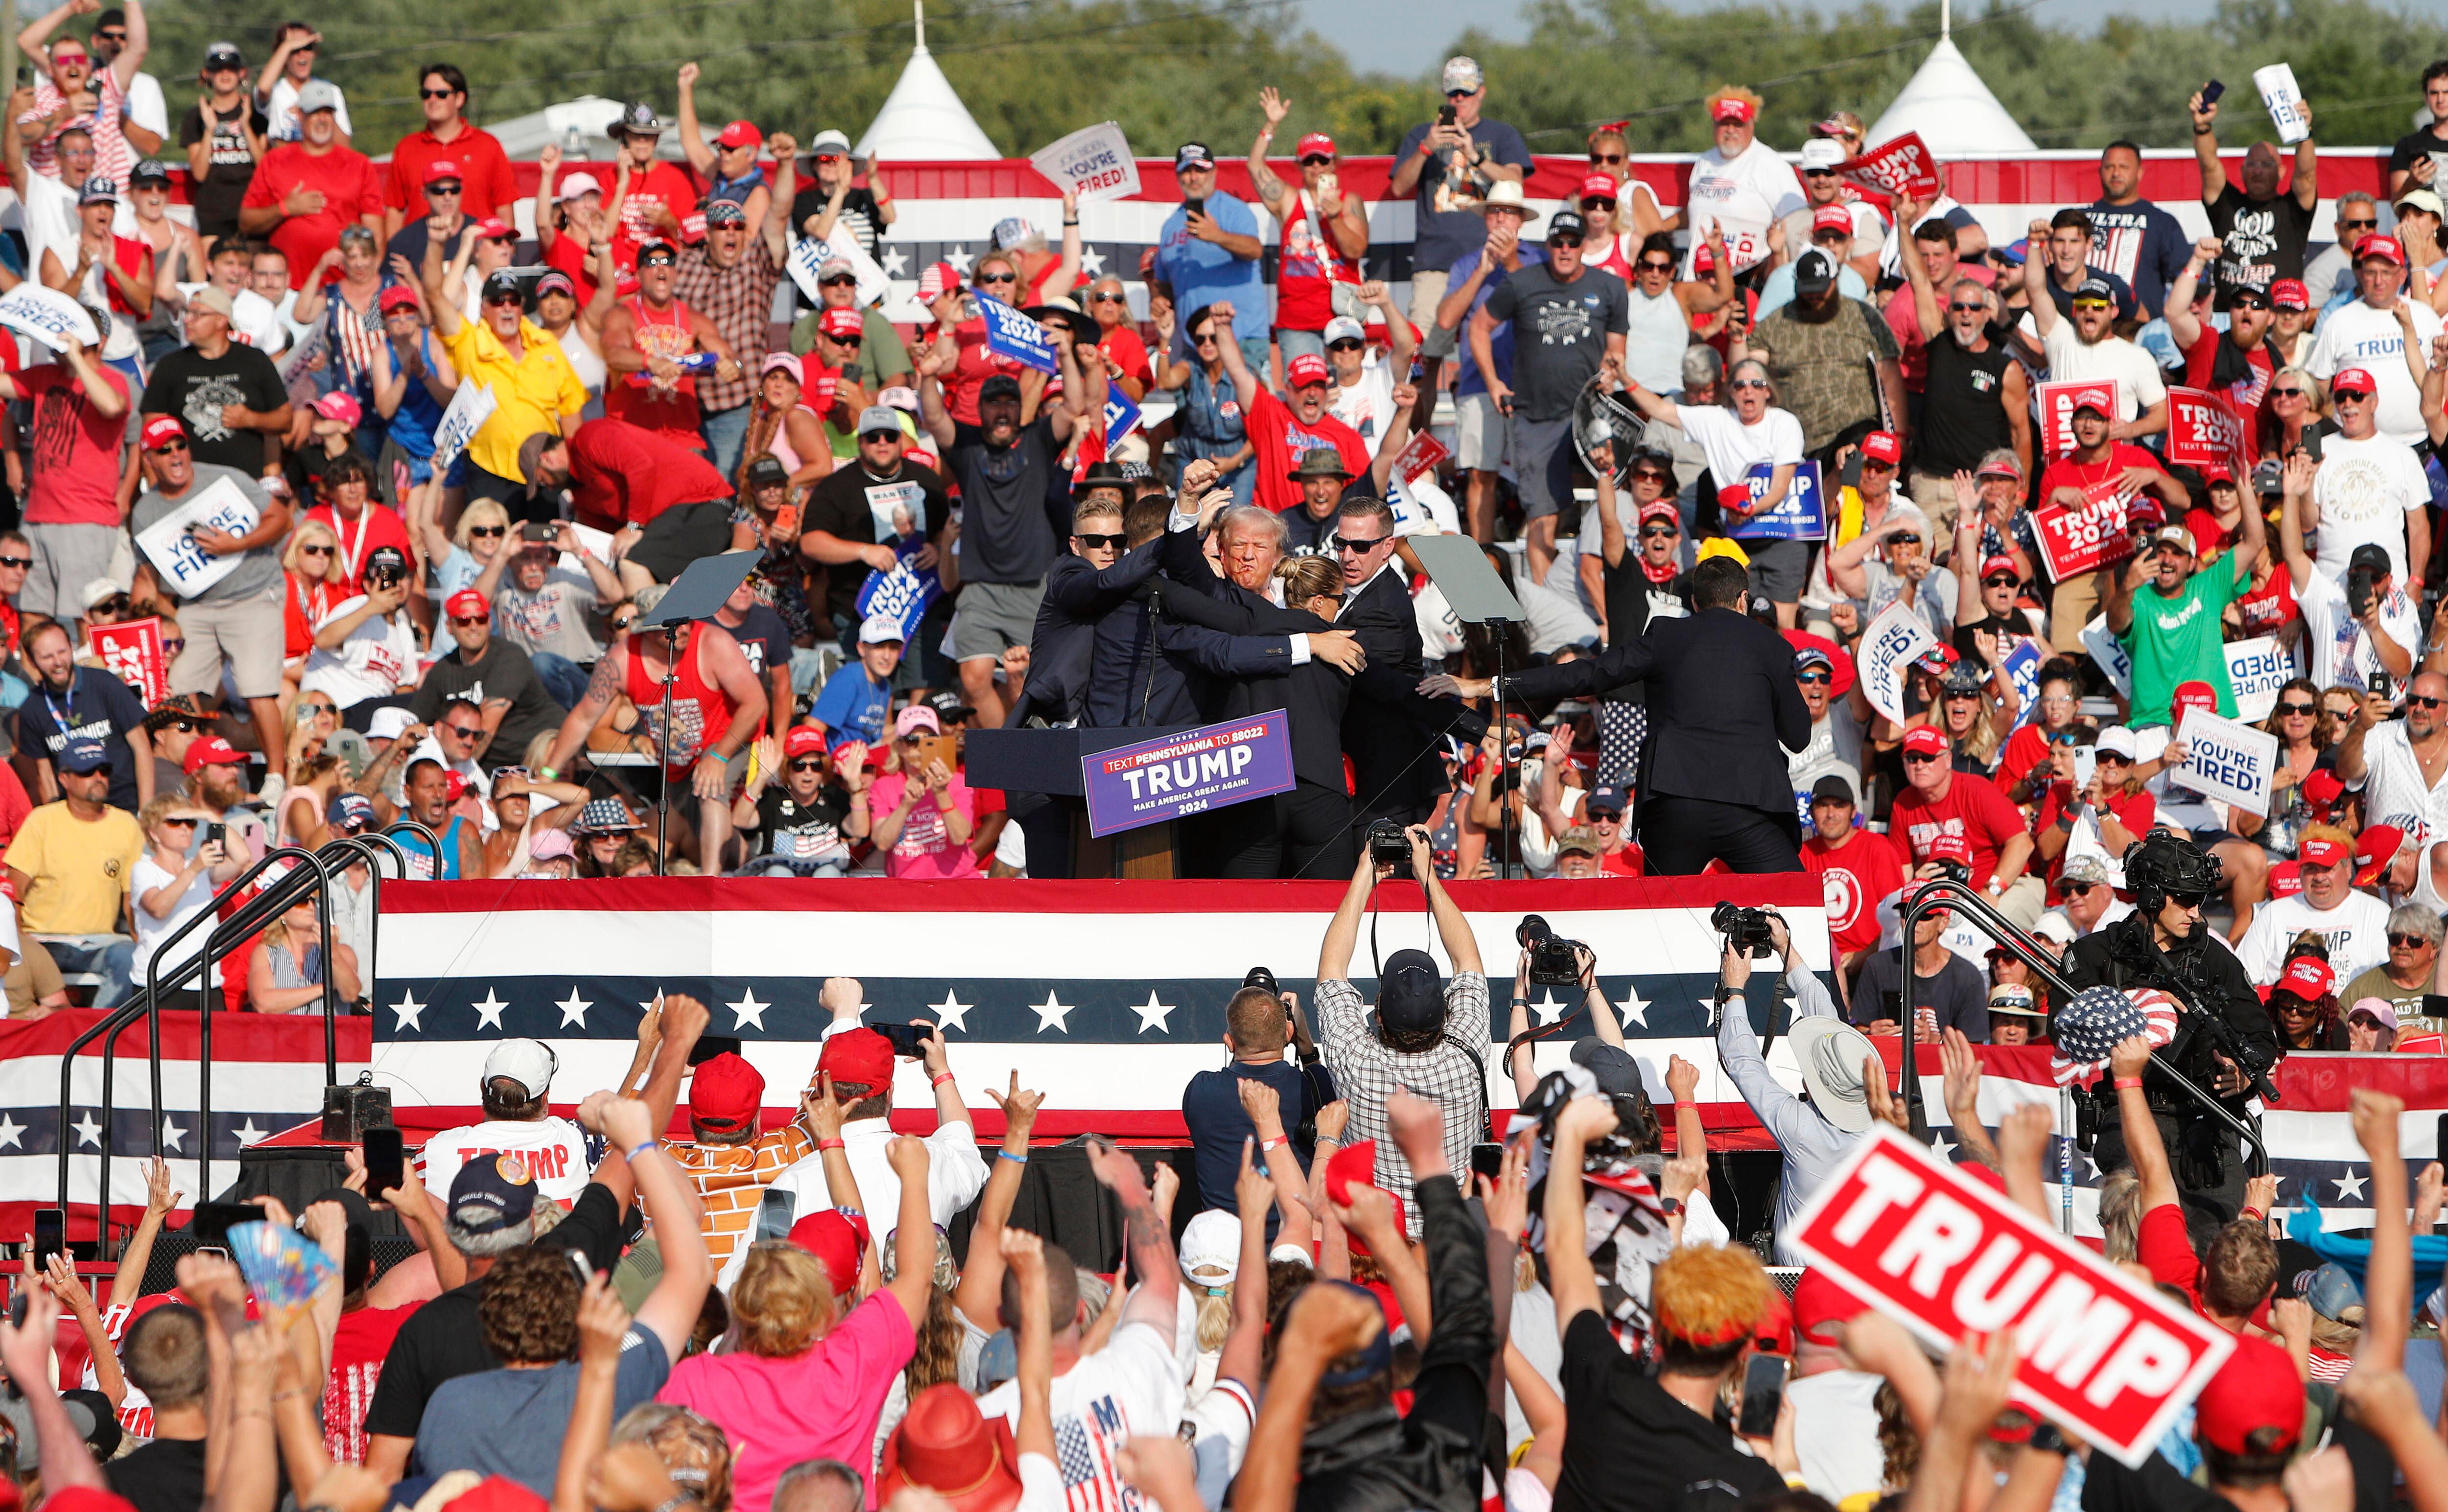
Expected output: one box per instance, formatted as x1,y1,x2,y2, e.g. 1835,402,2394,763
2060,831,2277,1247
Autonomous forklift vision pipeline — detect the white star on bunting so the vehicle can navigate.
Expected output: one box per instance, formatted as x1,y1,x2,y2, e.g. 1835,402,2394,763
730,990,771,1031
1032,991,1073,1034
880,247,908,277
71,1112,102,1148
162,1121,186,1153
0,1113,24,1149
1131,992,1175,1034
1530,991,1568,1026
2333,1170,2369,1201
1613,983,1651,1029
1079,248,1106,276
1930,1132,1955,1161
946,247,974,276
556,989,592,1029
234,1118,266,1147
928,991,973,1034
473,991,509,1031
391,990,427,1032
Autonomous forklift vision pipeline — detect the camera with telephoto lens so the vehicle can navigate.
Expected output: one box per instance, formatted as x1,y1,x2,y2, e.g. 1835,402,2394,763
1366,817,1411,870
1516,914,1587,988
1712,901,1777,958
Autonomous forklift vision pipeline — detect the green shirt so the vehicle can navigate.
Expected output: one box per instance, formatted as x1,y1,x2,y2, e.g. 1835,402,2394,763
2118,555,2245,728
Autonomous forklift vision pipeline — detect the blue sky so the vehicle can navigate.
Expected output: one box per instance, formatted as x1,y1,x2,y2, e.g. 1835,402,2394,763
1304,0,2224,80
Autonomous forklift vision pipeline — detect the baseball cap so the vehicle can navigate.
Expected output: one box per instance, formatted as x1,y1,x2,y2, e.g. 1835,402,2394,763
141,414,186,449
743,455,789,493
480,271,522,307
444,588,489,621
716,119,763,151
787,1210,869,1294
924,688,976,724
1295,132,1336,159
181,735,245,776
1554,825,1604,859
447,1153,539,1236
894,704,941,738
328,791,377,832
916,261,962,301
422,159,464,187
1978,555,2017,580
2071,276,2118,302
2031,912,2078,947
1792,645,1834,675
129,158,171,187
2060,854,2111,888
856,405,902,439
2330,367,2377,397
1440,55,1483,93
2357,234,2406,267
1860,430,1903,466
1927,833,1975,866
1793,249,1836,296
1375,947,1445,1036
2270,278,2310,310
1584,783,1628,817
1322,315,1366,346
295,79,340,115
366,707,416,742
2194,1336,2304,1457
1710,93,1756,124
2395,187,2445,219
1178,1210,1241,1288
1174,141,1214,171
312,390,362,428
1901,725,1949,758
2356,823,2405,886
1976,449,2024,480
1286,352,1331,389
1547,209,1588,243
1811,203,1854,235
191,282,235,324
816,1027,894,1093
857,615,905,646
77,175,117,205
2278,955,2334,1001
57,737,111,774
1799,138,1847,171
1569,1038,1640,1093
783,726,828,760
978,373,1023,404
2094,725,2138,759
1579,173,1619,203
2350,543,2393,576
202,39,243,69
482,1039,557,1100
2151,522,2196,556
555,172,602,202
703,199,747,227
2304,1262,2363,1323
1792,1267,1869,1346
820,307,864,340
1637,498,1679,526
378,284,422,315
1809,773,1856,806
689,1051,765,1134
2348,997,2400,1034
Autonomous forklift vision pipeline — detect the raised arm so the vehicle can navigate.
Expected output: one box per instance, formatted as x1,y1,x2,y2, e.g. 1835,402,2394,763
1412,826,1483,975
584,1093,708,1362
2189,89,2226,205
2166,238,2219,351
1245,89,1295,213
1316,844,1382,981
952,1071,1042,1331
1541,1097,1618,1325
2021,218,2059,338
1083,1135,1180,1333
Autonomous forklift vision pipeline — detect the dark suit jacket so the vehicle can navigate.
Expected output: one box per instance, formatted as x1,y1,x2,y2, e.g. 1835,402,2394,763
1504,606,1810,819
1010,542,1295,728
1158,585,1352,791
1336,563,1486,811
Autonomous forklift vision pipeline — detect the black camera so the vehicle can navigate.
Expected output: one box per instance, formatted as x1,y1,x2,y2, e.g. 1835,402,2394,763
1931,858,1972,886
1712,901,1776,958
1366,817,1411,870
1517,914,1586,987
1243,966,1278,996
2348,565,2378,619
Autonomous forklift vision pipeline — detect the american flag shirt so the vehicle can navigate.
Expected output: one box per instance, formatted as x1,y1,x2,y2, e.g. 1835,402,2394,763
977,1316,1187,1512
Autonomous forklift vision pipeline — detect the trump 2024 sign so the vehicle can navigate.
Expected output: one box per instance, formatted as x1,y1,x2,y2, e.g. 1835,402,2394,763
1790,1125,2234,1465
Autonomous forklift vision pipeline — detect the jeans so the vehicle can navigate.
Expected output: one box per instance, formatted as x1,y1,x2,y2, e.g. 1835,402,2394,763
700,404,753,479
730,855,851,878
43,935,136,1008
532,652,592,711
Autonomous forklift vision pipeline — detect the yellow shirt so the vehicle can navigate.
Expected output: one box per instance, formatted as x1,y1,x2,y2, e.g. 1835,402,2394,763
437,316,588,483
4,802,143,935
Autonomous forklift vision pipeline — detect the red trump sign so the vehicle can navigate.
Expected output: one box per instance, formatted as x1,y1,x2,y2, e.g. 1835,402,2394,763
1789,1126,2233,1466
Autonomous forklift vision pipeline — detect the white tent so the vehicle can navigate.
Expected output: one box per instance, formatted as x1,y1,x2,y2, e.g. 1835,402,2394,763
1865,6,2035,156
855,2,1000,161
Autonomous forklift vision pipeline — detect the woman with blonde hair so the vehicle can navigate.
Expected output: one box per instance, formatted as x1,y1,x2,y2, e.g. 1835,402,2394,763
610,1403,735,1512
2264,365,2328,460
281,516,347,698
737,356,832,493
1583,123,1671,242
420,492,512,602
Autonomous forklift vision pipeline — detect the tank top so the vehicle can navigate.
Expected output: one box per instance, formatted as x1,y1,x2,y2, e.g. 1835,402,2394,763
624,632,733,771
1622,285,1690,395
390,815,467,881
1274,189,1361,332
1917,328,2016,476
553,322,607,400
607,295,703,440
760,402,821,477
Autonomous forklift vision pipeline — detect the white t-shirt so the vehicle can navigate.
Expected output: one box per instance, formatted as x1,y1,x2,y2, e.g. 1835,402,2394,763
130,854,216,979
262,75,353,141
1683,141,1804,275
2306,299,2444,446
1328,349,1399,461
1789,1369,1886,1506
2039,322,2166,423
2298,576,2419,698
302,596,417,708
416,1114,595,1203
1878,193,1967,280
976,1317,1187,1512
2235,889,2393,987
747,1116,991,1289
2350,719,2448,853
1669,402,1806,486
123,71,168,140
2310,433,2430,588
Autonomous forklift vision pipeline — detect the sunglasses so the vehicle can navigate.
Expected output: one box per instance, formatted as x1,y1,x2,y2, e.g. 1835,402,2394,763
2165,889,2209,910
828,334,863,349
1949,301,1988,313
1639,523,1678,539
1327,339,1363,353
2070,299,2113,312
1547,233,1585,248
2413,695,2447,709
2096,752,2131,766
1889,533,1922,547
0,556,28,569
301,543,334,557
1730,377,1770,391
789,758,826,772
441,722,483,738
2339,219,2378,232
1982,574,2017,589
1332,535,1388,554
2273,386,2307,399
639,255,676,269
2333,389,2374,402
2062,882,2095,896
148,439,189,455
1636,259,1675,273
1089,291,1127,304
1590,152,1625,165
817,274,857,289
168,718,200,734
1191,331,1218,346
1299,154,1333,167
94,595,131,614
1796,670,1832,685
94,29,124,42
1631,467,1672,485
977,272,1017,285
1074,532,1126,549
483,291,522,307
161,816,198,829
449,614,487,628
2386,932,2433,952
814,153,844,163
2276,701,2316,716
420,87,457,100
301,702,336,716
1901,751,1942,765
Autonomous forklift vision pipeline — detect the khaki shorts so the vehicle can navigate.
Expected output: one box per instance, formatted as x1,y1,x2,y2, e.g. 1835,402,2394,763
175,580,285,700
1410,271,1455,360
22,521,120,621
2048,569,2107,655
1457,392,1508,472
1906,471,1960,554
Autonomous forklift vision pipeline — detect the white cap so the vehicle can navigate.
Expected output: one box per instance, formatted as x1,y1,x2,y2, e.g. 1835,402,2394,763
2095,724,2138,760
1177,1210,1240,1287
483,1038,558,1100
366,706,417,741
1268,1242,1316,1268
2032,911,2078,946
858,615,906,645
556,172,602,202
1322,315,1366,346
1799,138,1846,171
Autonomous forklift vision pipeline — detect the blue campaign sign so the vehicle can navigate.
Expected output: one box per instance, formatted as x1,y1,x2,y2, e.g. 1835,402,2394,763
977,292,1059,374
1103,386,1142,444
1727,460,1828,541
2002,636,2046,729
1083,711,1297,837
855,544,941,640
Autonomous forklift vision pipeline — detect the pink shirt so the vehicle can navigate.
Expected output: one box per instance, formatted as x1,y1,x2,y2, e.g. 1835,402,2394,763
659,1290,915,1512
865,771,983,880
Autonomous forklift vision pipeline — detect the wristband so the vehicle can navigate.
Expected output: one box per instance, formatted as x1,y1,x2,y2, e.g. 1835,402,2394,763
1673,1099,1696,1110
996,1148,1027,1164
2239,1206,2265,1222
1417,141,1434,158
537,766,559,782
625,1139,659,1163
2112,1076,2143,1090
818,1138,845,1152
931,1071,956,1089
1260,1134,1288,1152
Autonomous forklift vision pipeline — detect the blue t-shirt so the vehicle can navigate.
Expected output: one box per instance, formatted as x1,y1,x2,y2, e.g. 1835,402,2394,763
382,332,447,459
14,667,148,812
1392,117,1534,275
1154,193,1270,349
809,663,891,750
1445,244,1546,397
412,1322,671,1494
2084,199,2192,318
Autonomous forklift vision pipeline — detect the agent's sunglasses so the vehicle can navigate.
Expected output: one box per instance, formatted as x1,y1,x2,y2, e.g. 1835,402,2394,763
1074,532,1126,550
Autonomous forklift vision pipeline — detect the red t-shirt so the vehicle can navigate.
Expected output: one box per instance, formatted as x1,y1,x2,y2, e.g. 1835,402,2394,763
18,362,130,527
566,417,734,530
2034,444,2164,510
2180,326,2276,468
1803,828,1907,955
940,320,1023,427
1099,326,1153,392
1995,723,2054,799
324,1303,419,1465
542,233,599,308
1242,387,1369,515
2185,506,2246,561
2032,780,2159,895
304,500,415,593
1883,285,1930,392
2137,1203,2200,1307
612,162,703,269
242,142,383,290
1599,842,1645,877
1274,194,1362,332
285,571,341,659
0,760,32,854
383,124,519,221
2236,564,2298,637
1889,769,2027,884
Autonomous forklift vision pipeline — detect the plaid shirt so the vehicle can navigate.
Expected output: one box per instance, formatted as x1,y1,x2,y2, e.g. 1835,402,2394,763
1315,972,1489,1231
674,239,782,413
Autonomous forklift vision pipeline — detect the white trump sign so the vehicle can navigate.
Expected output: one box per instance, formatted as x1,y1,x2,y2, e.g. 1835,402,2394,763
2223,636,2297,723
1856,602,1936,728
1029,122,1139,203
2170,707,2279,814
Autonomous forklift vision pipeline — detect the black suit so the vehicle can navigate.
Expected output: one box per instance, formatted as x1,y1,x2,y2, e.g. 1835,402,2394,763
1336,562,1486,828
1502,606,1811,873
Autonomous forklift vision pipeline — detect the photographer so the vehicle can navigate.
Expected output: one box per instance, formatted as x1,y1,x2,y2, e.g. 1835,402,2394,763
2060,831,2276,1243
303,543,420,730
1855,871,1991,1042
1501,922,1627,1103
1180,972,1339,1213
1315,823,1486,1228
1714,905,1895,1264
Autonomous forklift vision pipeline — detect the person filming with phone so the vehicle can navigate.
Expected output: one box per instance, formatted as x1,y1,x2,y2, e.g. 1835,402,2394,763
760,1018,989,1239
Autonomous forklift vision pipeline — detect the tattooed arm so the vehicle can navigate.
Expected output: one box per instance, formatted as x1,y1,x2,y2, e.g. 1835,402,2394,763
540,644,626,780
1083,1137,1181,1329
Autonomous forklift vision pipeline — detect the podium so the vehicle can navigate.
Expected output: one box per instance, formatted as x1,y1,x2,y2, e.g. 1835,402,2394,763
966,727,1180,879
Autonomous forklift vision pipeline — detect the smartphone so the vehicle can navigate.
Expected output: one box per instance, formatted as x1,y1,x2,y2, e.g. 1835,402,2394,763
1737,1353,1789,1437
1181,195,1206,222
32,1207,66,1273
523,521,556,544
753,1188,796,1243
2200,79,2226,106
1879,990,1905,1028
360,1127,405,1200
2298,428,2323,464
191,1201,256,1250
204,821,225,849
2071,746,2096,791
1838,452,1865,491
1470,1142,1506,1182
1437,102,1457,127
195,1245,228,1261
875,1021,926,1059
687,1034,744,1067
566,1249,595,1287
2372,669,2394,696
